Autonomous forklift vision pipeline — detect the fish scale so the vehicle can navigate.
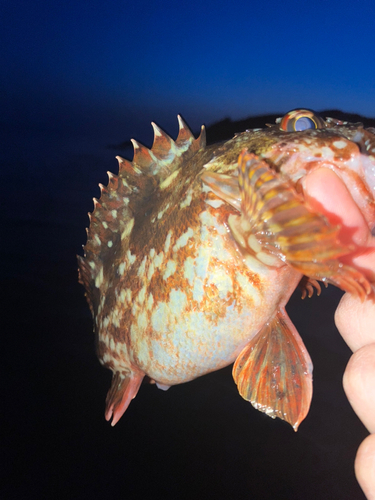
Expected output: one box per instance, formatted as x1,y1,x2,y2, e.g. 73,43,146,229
78,109,374,429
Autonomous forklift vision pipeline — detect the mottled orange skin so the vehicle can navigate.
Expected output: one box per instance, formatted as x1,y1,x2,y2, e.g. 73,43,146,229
78,112,375,427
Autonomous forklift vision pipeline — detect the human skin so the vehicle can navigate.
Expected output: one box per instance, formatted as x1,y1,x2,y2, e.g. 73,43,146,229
303,167,375,500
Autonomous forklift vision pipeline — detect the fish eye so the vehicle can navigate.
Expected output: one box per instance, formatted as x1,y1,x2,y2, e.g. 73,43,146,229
280,109,325,132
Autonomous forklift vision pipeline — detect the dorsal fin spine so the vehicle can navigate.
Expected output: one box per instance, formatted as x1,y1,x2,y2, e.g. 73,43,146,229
151,122,174,154
93,197,101,209
176,114,195,144
196,125,206,149
131,139,156,169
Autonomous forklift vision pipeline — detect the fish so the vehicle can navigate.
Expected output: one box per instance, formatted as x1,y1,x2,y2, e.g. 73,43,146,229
78,109,375,430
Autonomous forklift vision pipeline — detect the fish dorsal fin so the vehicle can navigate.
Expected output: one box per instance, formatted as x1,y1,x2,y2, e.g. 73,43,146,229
78,116,206,313
233,309,313,431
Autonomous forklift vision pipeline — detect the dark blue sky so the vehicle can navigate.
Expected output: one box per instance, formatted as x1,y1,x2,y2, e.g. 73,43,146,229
2,0,375,149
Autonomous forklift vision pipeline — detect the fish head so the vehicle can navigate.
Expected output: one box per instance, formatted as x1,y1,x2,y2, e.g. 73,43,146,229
202,109,375,294
259,109,375,230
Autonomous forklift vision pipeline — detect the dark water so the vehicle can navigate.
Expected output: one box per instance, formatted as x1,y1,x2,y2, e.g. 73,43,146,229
1,126,367,499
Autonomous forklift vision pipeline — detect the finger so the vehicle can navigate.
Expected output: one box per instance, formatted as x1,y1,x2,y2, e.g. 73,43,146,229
303,168,375,281
355,434,375,500
335,292,375,352
303,167,370,246
343,343,375,433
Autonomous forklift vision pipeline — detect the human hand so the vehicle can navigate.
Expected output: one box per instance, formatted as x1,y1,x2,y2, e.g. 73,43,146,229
303,167,375,499
336,292,375,500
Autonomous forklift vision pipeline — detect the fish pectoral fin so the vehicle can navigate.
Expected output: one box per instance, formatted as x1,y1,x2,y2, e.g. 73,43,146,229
200,171,242,211
233,309,313,431
237,150,371,300
289,261,371,301
298,275,325,299
105,371,144,426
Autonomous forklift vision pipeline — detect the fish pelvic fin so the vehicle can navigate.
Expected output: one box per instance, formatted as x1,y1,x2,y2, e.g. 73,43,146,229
233,309,313,431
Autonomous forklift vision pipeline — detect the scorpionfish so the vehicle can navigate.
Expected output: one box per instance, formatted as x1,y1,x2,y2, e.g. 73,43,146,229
78,109,375,430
